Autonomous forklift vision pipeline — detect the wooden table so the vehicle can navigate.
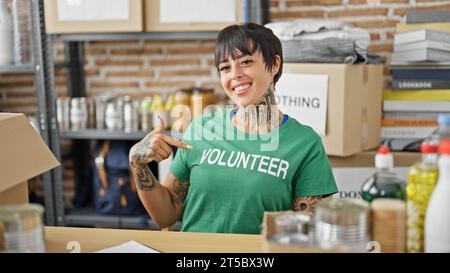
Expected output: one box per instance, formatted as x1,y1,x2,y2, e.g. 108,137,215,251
44,226,263,253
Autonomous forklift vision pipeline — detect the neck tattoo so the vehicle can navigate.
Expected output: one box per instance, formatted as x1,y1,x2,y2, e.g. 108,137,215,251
234,85,279,133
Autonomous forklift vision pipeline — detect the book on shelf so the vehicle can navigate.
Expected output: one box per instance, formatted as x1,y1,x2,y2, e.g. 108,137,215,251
394,29,450,45
383,100,450,112
392,79,450,90
393,40,450,53
382,118,438,127
381,126,437,139
396,23,450,33
390,61,450,67
391,48,450,62
392,69,450,80
383,90,450,101
405,10,450,24
383,111,448,120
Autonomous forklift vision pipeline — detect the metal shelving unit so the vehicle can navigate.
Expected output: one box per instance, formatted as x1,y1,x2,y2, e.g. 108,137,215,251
41,0,267,229
59,129,182,141
0,64,35,73
0,0,62,226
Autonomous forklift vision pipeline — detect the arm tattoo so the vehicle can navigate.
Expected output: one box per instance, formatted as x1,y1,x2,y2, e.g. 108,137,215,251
130,162,158,191
294,196,323,213
173,179,190,203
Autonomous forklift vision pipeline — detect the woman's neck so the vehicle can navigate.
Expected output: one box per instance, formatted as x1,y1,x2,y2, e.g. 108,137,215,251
232,87,283,134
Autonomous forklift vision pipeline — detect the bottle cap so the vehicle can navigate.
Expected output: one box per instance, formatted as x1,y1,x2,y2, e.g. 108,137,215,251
375,146,393,169
438,114,450,126
439,139,450,155
420,142,439,154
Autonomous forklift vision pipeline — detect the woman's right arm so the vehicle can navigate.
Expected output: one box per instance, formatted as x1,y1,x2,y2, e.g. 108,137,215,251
129,119,192,228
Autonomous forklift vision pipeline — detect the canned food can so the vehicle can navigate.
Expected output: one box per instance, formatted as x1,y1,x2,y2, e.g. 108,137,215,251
56,97,70,129
0,204,45,253
70,97,88,130
123,96,139,132
105,98,123,131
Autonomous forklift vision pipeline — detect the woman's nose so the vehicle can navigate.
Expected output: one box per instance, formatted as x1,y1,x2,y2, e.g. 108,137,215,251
231,66,243,80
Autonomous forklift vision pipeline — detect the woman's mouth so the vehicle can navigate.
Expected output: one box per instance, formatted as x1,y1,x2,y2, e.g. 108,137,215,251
233,83,252,96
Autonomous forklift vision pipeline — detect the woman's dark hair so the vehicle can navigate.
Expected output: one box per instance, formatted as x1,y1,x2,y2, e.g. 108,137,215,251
215,23,283,84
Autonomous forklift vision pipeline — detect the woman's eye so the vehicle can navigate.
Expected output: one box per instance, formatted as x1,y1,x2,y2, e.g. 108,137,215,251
219,66,230,72
241,59,252,65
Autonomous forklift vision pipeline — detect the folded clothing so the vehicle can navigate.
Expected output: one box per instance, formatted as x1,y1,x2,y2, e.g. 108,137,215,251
281,38,367,64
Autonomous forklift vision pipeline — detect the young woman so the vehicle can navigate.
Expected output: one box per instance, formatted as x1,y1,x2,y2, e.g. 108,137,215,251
129,23,338,234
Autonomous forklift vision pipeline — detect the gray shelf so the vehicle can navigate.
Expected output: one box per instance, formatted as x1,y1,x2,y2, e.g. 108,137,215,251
60,128,183,141
60,128,147,141
64,207,182,230
51,31,218,42
0,64,35,73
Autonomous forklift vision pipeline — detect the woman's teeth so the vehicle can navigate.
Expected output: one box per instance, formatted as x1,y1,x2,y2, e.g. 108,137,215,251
234,84,250,94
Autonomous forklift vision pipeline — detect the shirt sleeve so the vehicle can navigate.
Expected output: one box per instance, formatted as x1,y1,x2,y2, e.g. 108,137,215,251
169,124,195,181
293,138,338,197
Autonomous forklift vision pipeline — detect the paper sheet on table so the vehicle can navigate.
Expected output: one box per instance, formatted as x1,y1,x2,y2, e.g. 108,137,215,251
57,0,129,21
160,0,236,24
96,240,160,253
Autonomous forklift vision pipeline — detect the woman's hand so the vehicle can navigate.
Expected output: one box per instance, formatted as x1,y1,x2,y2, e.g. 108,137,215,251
129,118,192,167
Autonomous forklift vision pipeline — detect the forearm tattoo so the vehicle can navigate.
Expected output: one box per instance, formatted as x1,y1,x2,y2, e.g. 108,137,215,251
294,196,323,213
173,179,190,204
130,162,158,191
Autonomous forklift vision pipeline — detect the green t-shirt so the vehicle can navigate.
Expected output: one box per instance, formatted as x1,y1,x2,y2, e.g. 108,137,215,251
170,109,338,234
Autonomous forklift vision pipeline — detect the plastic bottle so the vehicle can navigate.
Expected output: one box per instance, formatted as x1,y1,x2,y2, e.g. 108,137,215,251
425,139,450,253
406,142,439,253
150,94,169,129
361,146,406,203
428,114,450,146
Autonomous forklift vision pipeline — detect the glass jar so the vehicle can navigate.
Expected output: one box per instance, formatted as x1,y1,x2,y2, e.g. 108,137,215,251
271,213,312,246
191,88,215,119
172,89,193,133
0,203,45,253
314,199,371,251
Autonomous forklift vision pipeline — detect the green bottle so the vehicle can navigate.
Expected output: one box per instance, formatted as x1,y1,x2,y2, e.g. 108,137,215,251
361,146,406,202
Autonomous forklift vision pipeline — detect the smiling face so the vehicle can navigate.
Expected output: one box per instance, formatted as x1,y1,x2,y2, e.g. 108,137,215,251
218,50,280,107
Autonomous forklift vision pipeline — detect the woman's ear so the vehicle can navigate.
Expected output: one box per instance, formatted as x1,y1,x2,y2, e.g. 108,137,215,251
271,55,281,75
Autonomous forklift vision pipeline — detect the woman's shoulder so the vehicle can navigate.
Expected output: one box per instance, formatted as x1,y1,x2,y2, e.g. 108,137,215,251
285,116,321,142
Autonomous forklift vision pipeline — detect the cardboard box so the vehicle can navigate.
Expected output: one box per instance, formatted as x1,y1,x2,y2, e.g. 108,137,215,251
0,113,60,205
282,64,383,157
144,0,243,32
44,0,143,34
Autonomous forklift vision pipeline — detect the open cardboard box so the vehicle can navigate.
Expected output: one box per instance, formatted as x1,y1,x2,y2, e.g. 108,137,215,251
0,113,60,205
282,64,383,157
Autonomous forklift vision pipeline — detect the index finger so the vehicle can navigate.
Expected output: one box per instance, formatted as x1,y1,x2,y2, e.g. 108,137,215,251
161,134,192,150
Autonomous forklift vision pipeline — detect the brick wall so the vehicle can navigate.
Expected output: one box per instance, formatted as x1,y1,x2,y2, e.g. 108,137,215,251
270,0,450,85
1,0,450,206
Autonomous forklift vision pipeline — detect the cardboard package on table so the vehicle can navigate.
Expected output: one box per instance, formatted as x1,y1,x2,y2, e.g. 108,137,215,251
44,0,143,34
144,0,243,32
0,113,60,205
283,64,383,157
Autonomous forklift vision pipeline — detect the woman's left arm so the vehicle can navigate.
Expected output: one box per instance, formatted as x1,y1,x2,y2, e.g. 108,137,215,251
294,196,323,213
